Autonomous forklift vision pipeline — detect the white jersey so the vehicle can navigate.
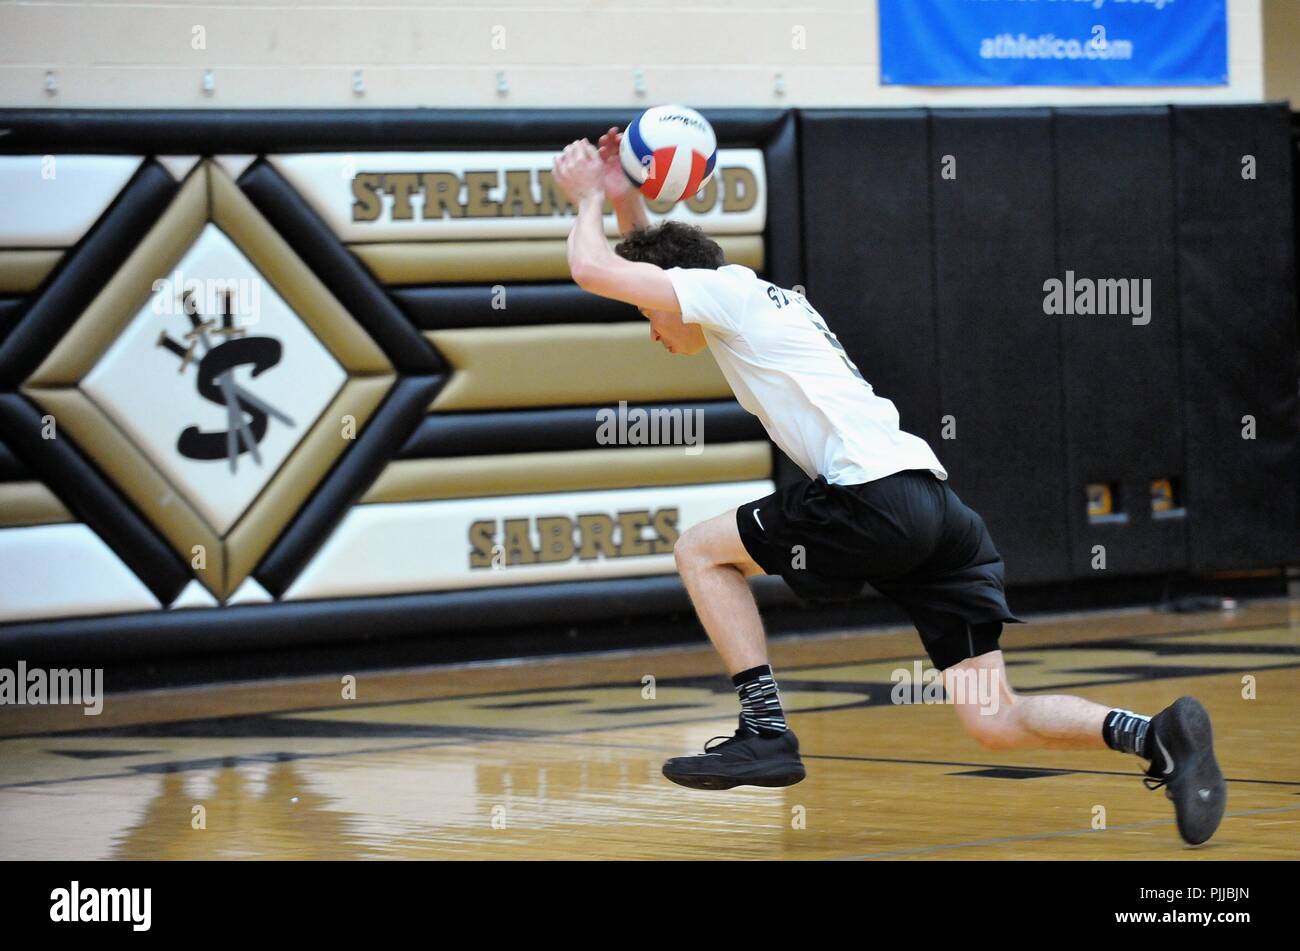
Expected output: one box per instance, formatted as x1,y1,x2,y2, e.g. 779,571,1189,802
666,263,947,486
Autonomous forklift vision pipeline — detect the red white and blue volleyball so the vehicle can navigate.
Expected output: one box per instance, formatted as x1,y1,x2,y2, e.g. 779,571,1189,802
619,104,718,203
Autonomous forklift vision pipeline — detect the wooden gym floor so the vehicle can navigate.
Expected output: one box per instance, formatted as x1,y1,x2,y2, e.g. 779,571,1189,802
1,598,1297,860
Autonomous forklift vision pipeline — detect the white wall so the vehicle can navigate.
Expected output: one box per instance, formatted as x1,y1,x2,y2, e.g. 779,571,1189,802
0,0,1267,109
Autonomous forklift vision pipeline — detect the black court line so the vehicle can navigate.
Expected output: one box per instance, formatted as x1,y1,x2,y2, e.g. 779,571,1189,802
474,699,589,710
6,730,1298,793
50,748,162,760
800,752,1300,788
951,767,1075,779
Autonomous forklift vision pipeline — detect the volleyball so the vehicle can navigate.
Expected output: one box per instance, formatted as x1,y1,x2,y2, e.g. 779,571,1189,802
618,104,718,203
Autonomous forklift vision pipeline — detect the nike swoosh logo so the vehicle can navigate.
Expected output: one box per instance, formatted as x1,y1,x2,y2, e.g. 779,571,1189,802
1155,735,1175,775
752,508,765,532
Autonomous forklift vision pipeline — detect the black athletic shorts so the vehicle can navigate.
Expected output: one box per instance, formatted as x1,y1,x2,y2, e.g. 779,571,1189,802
736,469,1022,670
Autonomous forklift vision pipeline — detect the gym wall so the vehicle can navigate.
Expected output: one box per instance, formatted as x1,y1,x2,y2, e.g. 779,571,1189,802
0,104,1295,662
0,0,1269,110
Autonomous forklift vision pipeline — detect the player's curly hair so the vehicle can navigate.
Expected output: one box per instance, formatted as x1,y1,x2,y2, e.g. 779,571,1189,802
614,220,726,271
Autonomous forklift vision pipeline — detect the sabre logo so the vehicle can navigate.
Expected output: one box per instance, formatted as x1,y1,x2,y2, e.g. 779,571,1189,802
50,881,151,931
156,289,295,472
469,508,680,568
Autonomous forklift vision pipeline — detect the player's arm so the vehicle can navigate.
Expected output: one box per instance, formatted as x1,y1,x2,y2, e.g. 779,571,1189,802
610,190,650,239
597,126,650,238
567,193,679,311
555,139,680,313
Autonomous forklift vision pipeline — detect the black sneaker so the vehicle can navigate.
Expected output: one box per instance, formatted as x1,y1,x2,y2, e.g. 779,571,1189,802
662,720,806,790
1143,697,1226,846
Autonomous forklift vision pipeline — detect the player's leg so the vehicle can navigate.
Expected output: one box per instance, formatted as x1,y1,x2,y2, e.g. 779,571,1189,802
907,475,1227,845
943,647,1111,751
662,506,806,789
672,507,767,673
941,637,1226,845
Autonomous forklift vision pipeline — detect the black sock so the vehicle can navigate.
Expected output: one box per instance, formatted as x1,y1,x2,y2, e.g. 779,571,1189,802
732,664,788,736
1103,708,1153,758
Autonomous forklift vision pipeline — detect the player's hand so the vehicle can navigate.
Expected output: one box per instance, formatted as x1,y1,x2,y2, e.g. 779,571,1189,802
597,126,635,201
552,138,605,205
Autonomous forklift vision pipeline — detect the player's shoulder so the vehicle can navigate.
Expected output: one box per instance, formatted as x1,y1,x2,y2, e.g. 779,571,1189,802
713,263,762,294
676,263,755,280
670,263,761,320
718,263,758,282
674,263,760,298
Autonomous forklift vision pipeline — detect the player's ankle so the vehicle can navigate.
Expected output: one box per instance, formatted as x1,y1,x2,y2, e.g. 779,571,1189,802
1102,708,1153,758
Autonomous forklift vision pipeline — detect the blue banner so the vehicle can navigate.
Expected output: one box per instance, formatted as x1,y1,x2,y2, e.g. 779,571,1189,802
879,0,1228,87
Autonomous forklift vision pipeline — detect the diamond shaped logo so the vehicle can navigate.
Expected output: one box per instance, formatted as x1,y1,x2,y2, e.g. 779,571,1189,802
21,161,396,599
82,224,347,534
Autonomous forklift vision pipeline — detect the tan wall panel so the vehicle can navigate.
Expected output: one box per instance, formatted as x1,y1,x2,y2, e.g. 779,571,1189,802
362,442,772,503
352,236,763,285
0,482,74,527
427,323,733,411
0,250,61,293
1263,0,1300,103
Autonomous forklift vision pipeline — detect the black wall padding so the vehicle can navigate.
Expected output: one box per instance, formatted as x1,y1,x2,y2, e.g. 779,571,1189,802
930,110,1071,586
799,110,943,466
1173,104,1299,571
0,574,799,666
0,161,177,387
400,400,765,458
237,161,445,374
0,109,791,154
1054,108,1188,578
763,110,804,289
0,296,28,347
0,577,686,661
255,374,444,596
0,394,188,603
0,439,30,481
394,284,640,330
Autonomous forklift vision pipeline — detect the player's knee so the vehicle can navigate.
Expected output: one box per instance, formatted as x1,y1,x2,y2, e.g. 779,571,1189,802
953,694,1020,750
957,712,1014,750
673,527,709,574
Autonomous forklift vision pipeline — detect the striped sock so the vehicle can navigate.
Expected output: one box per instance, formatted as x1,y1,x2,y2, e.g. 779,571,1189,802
732,664,788,736
1103,708,1153,758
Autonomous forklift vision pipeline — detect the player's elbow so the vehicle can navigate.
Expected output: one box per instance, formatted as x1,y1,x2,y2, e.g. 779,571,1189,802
568,258,594,289
569,259,608,296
